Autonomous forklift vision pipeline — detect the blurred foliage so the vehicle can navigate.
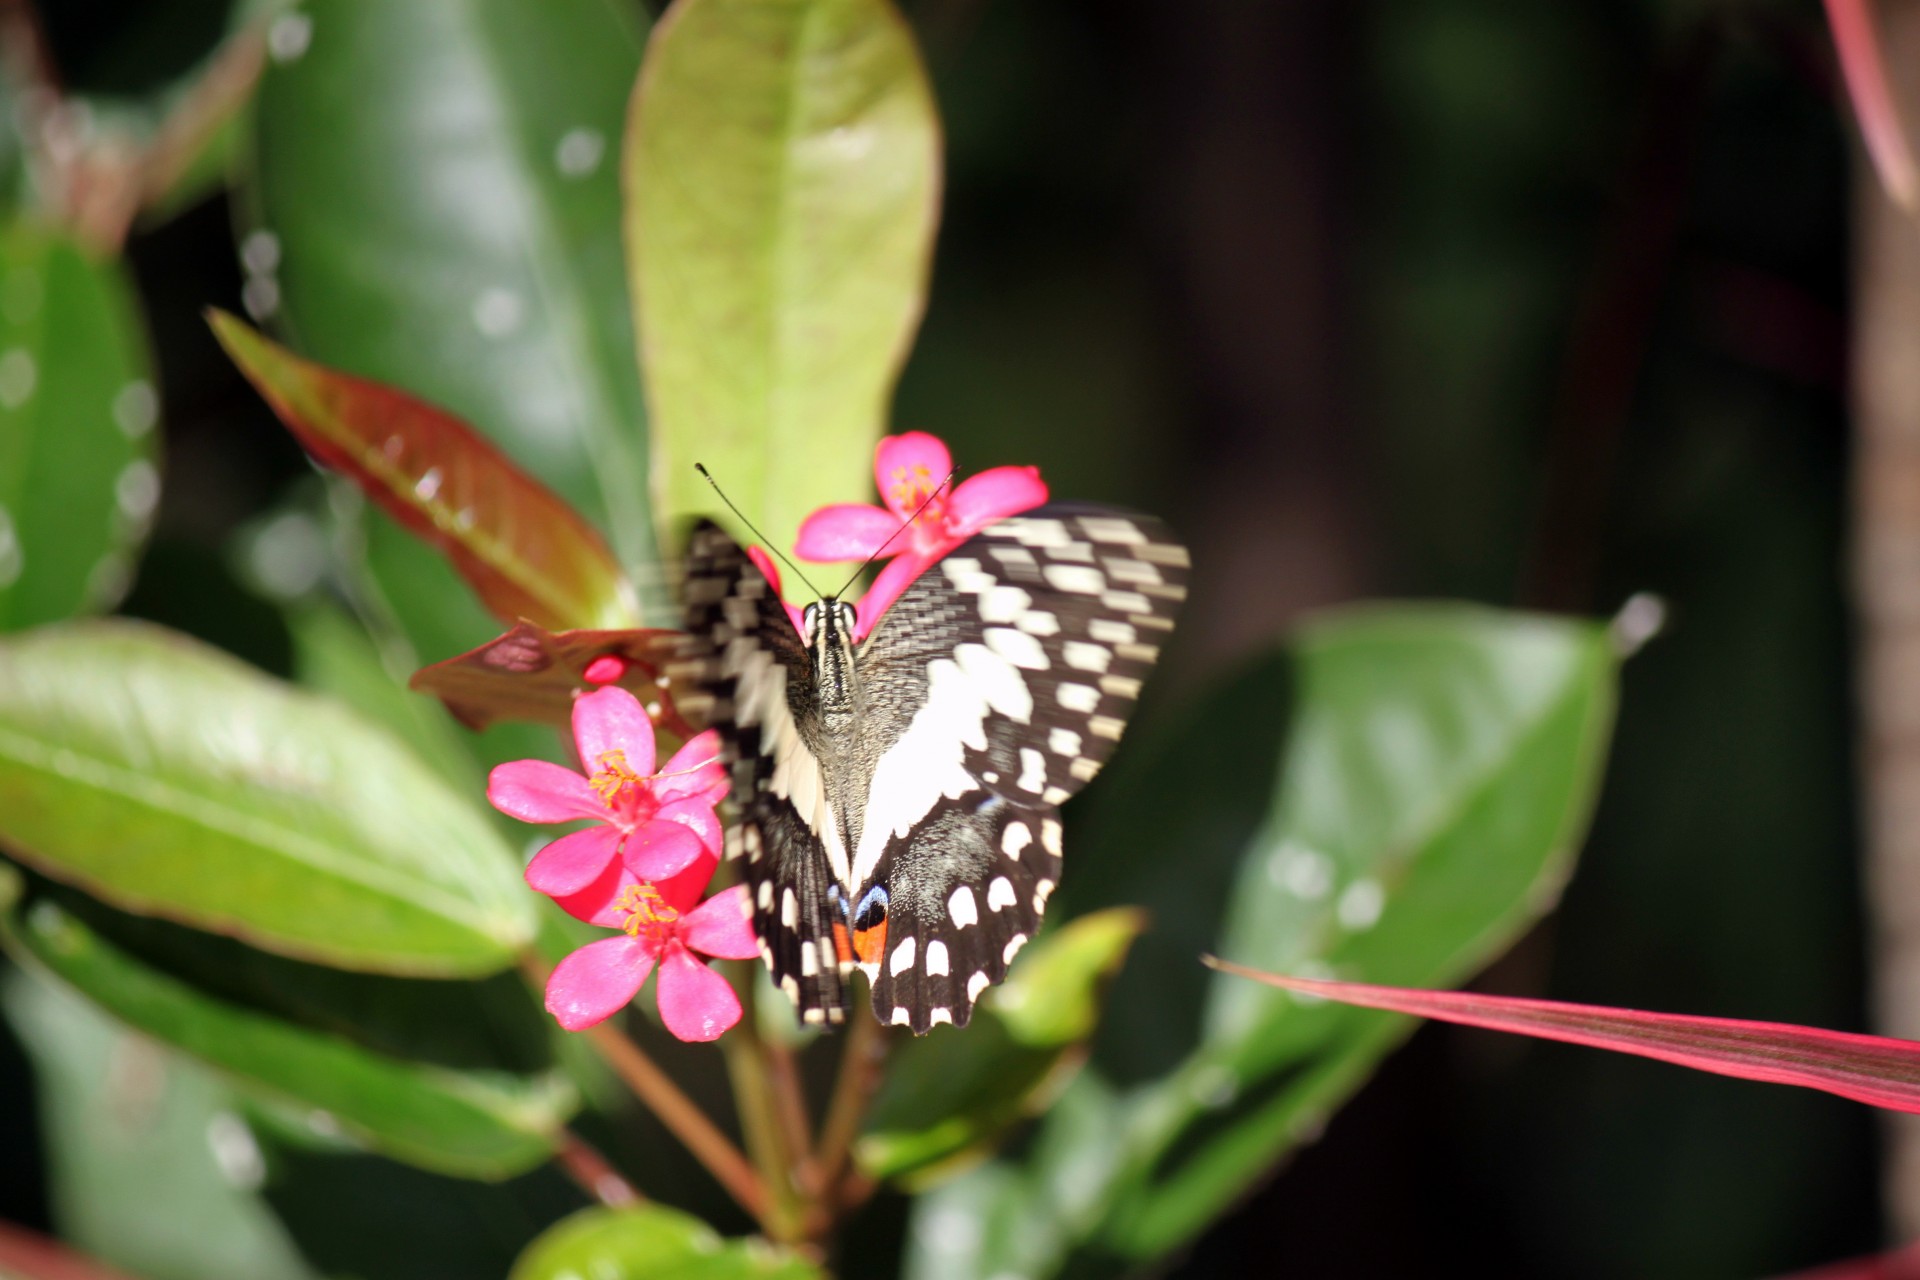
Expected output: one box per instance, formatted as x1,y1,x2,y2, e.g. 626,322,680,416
0,0,1881,1277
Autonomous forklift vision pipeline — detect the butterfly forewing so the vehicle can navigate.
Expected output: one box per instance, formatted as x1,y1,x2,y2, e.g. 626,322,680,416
679,524,851,1025
853,505,1188,1030
679,504,1188,1034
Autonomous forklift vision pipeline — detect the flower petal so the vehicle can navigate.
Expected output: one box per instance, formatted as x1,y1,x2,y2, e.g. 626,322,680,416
794,503,902,561
487,759,603,824
621,818,707,881
874,431,954,518
680,885,761,960
573,685,657,778
947,465,1048,535
524,824,625,897
850,550,936,640
554,860,640,928
545,935,656,1031
745,546,806,634
654,851,721,914
657,729,728,803
656,797,725,857
654,943,743,1042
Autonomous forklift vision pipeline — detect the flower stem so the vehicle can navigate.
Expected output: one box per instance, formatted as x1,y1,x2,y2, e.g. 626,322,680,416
814,988,889,1209
555,1129,643,1207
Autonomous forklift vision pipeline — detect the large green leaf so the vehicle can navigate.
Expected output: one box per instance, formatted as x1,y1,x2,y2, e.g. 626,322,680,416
1,967,320,1280
240,0,667,632
628,0,940,557
0,223,158,632
3,895,571,1179
0,620,533,975
510,1206,821,1280
904,605,1619,1277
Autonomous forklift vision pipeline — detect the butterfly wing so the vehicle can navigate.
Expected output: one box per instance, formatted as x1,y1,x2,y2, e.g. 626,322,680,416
852,504,1189,1032
679,521,852,1025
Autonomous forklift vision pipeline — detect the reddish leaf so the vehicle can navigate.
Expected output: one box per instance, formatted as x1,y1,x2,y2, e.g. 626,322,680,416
1204,957,1920,1114
410,621,702,738
0,1221,141,1280
209,310,639,632
1773,1242,1920,1280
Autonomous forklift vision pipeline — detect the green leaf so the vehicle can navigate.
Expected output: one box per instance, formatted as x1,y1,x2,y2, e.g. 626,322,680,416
240,0,664,623
213,312,641,633
859,909,1144,1185
510,1205,822,1280
1,968,320,1280
3,895,571,1179
629,0,940,556
0,223,158,632
286,596,485,794
905,605,1620,1276
0,620,533,975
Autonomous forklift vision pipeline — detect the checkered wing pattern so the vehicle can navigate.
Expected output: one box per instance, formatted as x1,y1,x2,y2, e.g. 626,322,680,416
852,504,1190,1032
679,522,852,1026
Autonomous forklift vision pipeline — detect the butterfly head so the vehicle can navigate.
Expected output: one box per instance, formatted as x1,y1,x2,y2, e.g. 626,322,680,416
800,598,860,706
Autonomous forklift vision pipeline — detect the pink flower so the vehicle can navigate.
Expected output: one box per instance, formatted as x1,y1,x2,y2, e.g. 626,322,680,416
792,431,1047,638
487,686,728,898
543,854,760,1038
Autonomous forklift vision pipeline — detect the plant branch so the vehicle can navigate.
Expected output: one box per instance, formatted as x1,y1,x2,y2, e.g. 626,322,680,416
555,1129,643,1207
519,954,767,1225
813,988,888,1212
586,1021,769,1225
722,981,809,1242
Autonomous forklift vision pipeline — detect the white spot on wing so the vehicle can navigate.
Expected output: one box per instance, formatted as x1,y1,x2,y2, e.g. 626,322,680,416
1002,822,1031,859
1003,934,1028,965
985,626,1049,670
979,585,1032,623
890,936,917,975
1048,727,1082,757
949,885,979,927
781,887,798,928
956,642,1033,722
988,877,1016,911
1044,564,1105,594
1018,747,1047,793
892,1006,913,1026
1063,641,1113,673
1058,682,1100,713
967,971,991,1001
925,940,950,976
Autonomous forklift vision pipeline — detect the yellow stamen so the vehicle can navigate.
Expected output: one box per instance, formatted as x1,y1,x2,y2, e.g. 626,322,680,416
616,883,680,937
888,463,939,514
589,749,643,804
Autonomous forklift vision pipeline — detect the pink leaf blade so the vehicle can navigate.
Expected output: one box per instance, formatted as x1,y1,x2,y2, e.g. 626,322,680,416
208,310,640,632
1204,957,1920,1114
1825,0,1920,210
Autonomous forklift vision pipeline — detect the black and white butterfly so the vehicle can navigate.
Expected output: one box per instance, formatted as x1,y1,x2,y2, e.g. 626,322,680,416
673,505,1188,1033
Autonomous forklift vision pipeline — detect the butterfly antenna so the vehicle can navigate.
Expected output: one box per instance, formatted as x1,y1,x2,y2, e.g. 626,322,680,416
836,470,956,598
694,463,825,598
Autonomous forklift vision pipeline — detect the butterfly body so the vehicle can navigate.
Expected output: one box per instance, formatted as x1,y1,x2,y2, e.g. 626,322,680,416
677,505,1188,1033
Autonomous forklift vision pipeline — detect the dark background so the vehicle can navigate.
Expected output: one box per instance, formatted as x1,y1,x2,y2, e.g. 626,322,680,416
0,0,1880,1275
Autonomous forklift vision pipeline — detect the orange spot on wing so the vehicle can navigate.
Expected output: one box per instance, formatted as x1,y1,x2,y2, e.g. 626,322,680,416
852,919,888,966
831,923,855,966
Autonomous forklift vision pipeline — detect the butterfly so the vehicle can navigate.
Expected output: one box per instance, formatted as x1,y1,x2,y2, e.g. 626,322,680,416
673,504,1189,1033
